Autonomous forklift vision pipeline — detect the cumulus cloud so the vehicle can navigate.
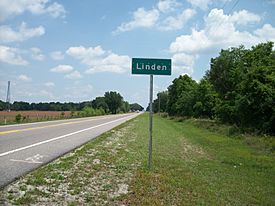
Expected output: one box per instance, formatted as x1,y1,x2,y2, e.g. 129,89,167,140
170,9,270,54
230,10,261,25
44,82,55,87
46,2,66,18
49,64,82,80
64,84,93,101
50,51,64,60
114,0,200,33
0,22,45,43
254,24,275,42
159,9,196,31
17,74,32,82
64,70,82,79
157,0,181,13
66,45,131,74
187,0,212,10
66,46,105,65
50,64,74,73
170,29,210,54
30,47,45,61
38,90,55,99
172,53,197,74
114,8,159,33
0,45,28,65
0,0,66,22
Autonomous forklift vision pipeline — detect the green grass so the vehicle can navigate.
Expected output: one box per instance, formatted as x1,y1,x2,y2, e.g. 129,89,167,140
124,114,275,205
1,114,274,205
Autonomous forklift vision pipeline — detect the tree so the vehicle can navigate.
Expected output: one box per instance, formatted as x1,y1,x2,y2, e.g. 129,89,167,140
207,45,247,97
153,91,168,113
130,103,144,111
104,91,123,114
92,97,109,113
193,79,217,118
12,101,31,110
205,41,275,133
167,75,197,116
0,100,5,111
120,101,130,113
234,42,275,133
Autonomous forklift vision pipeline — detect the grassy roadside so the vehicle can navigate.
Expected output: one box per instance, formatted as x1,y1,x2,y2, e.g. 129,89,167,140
126,115,275,205
0,111,109,126
1,114,274,205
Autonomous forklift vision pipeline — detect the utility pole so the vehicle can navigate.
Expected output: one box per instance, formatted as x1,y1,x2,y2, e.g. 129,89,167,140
6,81,11,112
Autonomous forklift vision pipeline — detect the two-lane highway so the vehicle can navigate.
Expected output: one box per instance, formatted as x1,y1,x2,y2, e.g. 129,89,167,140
0,113,139,187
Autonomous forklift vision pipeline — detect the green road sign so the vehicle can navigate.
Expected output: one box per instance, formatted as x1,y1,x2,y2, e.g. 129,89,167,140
132,58,172,75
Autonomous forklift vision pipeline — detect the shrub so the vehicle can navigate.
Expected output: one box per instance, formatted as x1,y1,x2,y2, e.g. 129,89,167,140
15,113,22,123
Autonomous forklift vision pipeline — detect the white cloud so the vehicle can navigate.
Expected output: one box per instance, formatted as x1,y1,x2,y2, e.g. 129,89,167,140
64,70,82,79
64,84,93,101
38,90,54,99
46,2,66,18
170,9,272,54
230,10,261,25
44,82,55,87
172,53,197,74
170,29,210,53
114,1,200,33
30,47,45,61
114,8,159,33
159,9,196,31
66,45,131,74
0,22,45,43
66,46,105,65
50,51,64,60
85,53,130,74
254,24,275,42
187,0,212,10
50,64,74,73
18,74,32,82
0,0,66,22
0,45,28,65
157,0,181,13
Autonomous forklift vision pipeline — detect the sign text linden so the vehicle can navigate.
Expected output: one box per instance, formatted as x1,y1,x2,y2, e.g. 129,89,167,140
132,58,171,75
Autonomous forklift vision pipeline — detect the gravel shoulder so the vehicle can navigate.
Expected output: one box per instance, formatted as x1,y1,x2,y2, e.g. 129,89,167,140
0,118,140,205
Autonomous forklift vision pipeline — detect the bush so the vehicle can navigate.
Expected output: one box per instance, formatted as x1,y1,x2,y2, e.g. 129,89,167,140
15,113,22,123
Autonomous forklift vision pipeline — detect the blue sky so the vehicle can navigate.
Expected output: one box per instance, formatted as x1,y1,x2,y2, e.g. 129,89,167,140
0,0,275,108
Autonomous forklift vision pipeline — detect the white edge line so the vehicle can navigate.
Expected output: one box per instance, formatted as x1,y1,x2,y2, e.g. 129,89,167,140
0,114,135,157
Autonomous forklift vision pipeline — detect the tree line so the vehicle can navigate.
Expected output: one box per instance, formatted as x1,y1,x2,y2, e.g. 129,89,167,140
151,42,275,134
0,91,144,114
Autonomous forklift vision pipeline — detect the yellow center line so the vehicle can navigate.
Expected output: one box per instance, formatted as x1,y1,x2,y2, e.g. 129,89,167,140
0,117,110,135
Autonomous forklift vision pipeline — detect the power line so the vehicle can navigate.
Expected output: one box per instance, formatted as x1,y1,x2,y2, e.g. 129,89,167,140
227,0,240,14
208,0,241,36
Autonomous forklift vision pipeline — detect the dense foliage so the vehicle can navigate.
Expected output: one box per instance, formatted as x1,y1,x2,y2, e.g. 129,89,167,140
0,91,132,115
130,103,144,111
153,42,275,134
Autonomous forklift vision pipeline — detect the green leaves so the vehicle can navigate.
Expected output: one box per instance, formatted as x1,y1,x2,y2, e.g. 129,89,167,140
161,42,275,134
104,91,123,114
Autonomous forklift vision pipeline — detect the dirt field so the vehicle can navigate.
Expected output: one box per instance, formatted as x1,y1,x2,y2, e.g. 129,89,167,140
0,111,72,124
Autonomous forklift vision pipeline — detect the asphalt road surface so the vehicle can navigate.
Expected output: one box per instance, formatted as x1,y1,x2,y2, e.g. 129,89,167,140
0,113,140,188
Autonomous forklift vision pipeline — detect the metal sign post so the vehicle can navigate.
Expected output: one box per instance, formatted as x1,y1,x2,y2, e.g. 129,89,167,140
148,74,153,169
131,58,171,170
